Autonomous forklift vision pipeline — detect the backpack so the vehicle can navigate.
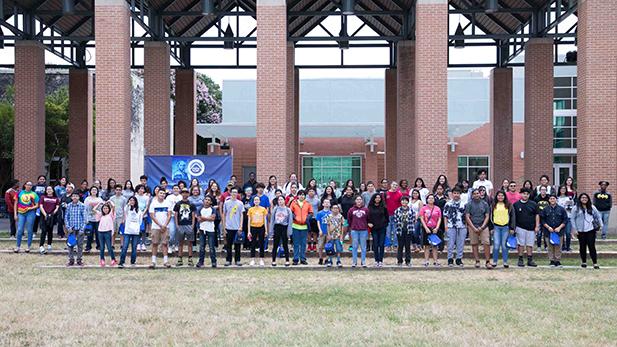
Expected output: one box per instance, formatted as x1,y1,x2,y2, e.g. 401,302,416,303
324,240,336,256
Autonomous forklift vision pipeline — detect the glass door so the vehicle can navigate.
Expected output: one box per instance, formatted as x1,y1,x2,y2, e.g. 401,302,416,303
553,164,573,186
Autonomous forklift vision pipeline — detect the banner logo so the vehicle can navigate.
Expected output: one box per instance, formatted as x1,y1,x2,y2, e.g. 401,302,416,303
188,159,206,177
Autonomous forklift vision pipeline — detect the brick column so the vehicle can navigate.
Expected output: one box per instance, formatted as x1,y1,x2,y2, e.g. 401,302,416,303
490,68,513,183
364,146,379,183
174,69,196,155
68,68,93,183
256,0,290,183
286,42,298,177
577,0,617,195
13,41,46,182
95,0,131,181
415,0,448,180
384,68,397,181
144,42,171,155
293,67,300,175
396,41,415,181
524,38,554,183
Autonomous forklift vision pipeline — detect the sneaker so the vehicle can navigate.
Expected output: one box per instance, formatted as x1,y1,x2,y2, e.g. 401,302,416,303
292,260,299,266
447,258,454,267
212,263,217,268
110,259,117,267
581,263,587,268
39,246,45,254
485,261,493,269
196,262,204,268
300,260,308,265
235,262,243,267
164,262,171,268
25,248,30,253
549,260,556,267
99,259,105,267
76,260,84,267
362,264,367,268
327,261,332,268
66,259,74,267
406,263,412,268
517,257,525,267
351,264,357,268
503,263,509,269
259,259,265,267
167,248,173,255
593,264,600,269
285,261,290,267
318,258,323,265
555,261,563,268
13,248,19,253
176,258,184,267
272,262,277,267
118,263,125,269
47,245,52,251
337,261,342,268
475,260,480,269
249,260,256,266
187,258,194,266
149,262,156,269
527,259,537,267
423,261,429,267
456,258,463,267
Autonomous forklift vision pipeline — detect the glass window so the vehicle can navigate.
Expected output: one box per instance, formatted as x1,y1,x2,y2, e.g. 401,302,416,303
554,77,572,87
457,156,489,182
554,88,571,99
301,156,362,188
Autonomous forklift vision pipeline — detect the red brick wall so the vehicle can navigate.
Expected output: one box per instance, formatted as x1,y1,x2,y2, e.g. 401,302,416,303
384,68,397,180
256,1,291,183
490,68,513,184
14,41,46,183
524,38,554,183
577,0,617,196
174,69,196,155
95,0,132,182
396,41,415,180
68,68,94,183
415,1,448,179
144,42,171,155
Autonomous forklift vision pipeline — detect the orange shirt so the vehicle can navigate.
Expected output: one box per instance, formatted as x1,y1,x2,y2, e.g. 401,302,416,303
247,206,268,228
290,199,313,229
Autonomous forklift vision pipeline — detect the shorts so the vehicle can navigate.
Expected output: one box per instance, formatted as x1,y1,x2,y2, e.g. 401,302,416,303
470,228,490,246
516,227,535,247
177,224,195,242
151,227,169,245
317,233,327,250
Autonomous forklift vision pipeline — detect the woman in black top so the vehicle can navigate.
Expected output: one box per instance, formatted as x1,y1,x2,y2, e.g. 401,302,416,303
434,184,448,251
338,186,356,218
367,193,389,267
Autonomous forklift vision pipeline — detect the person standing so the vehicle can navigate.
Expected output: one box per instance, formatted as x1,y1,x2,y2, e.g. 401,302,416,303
14,181,40,253
58,183,74,239
465,189,491,269
83,186,104,252
490,190,515,268
4,180,19,239
420,194,442,267
393,196,415,267
571,193,603,269
409,189,424,252
38,186,60,254
443,187,467,267
118,196,143,268
315,198,332,265
174,188,196,267
513,188,540,267
247,195,268,267
290,190,313,265
242,172,257,193
505,181,522,204
195,196,217,268
472,169,494,196
165,185,182,254
433,184,448,252
325,204,345,268
557,185,575,252
413,178,430,203
148,188,172,269
270,196,293,267
222,187,245,266
306,188,321,253
347,196,369,268
96,201,117,267
535,175,555,197
384,181,403,251
367,193,388,267
540,194,568,268
593,181,612,240
534,186,551,250
108,184,127,249
64,192,87,266
361,181,377,207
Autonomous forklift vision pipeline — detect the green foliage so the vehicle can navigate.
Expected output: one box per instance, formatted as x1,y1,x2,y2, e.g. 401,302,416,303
45,86,69,161
0,101,14,159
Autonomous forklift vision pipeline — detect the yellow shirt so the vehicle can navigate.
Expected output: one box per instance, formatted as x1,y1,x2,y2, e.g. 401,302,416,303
247,206,267,228
493,203,509,226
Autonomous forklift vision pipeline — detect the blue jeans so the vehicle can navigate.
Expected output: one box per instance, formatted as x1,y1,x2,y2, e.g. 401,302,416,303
168,221,177,247
98,231,116,260
199,232,217,265
599,210,610,238
412,220,423,247
328,239,343,264
492,225,510,264
372,227,386,262
120,234,139,265
351,229,368,265
562,219,572,251
292,228,308,262
385,215,397,247
85,221,100,251
16,210,36,249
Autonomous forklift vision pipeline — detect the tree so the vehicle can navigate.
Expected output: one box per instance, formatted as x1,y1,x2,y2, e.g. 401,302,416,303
44,86,69,162
196,73,222,124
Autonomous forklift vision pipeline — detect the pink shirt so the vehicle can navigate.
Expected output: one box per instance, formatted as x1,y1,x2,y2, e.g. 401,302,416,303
98,212,116,232
506,191,522,205
385,190,403,216
419,205,442,229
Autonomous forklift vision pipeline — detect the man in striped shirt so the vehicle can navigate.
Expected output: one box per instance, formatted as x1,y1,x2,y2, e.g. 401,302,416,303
64,192,88,266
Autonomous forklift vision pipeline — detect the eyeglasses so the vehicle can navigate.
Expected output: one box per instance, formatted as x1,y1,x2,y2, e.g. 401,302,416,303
509,184,516,187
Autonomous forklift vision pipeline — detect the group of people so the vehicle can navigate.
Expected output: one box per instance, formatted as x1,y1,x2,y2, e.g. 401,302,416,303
3,170,612,270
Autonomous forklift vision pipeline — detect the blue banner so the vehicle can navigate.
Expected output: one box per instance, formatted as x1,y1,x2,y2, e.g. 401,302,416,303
144,155,233,189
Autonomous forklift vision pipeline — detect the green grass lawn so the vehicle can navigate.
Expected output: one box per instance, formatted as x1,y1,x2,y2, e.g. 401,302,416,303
1,253,617,346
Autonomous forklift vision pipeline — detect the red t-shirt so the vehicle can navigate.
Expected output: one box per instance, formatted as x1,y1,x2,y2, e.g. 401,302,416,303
506,191,521,205
419,205,442,229
40,196,60,214
385,190,403,216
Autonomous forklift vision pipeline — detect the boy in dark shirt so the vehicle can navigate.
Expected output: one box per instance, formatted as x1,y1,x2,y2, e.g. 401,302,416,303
513,188,540,267
593,181,612,239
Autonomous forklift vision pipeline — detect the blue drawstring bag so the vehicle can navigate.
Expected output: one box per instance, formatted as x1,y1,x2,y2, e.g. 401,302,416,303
428,234,442,246
66,234,77,248
84,223,93,235
119,223,125,235
277,245,285,257
140,221,146,232
234,231,245,244
324,240,335,256
549,232,561,246
506,235,518,249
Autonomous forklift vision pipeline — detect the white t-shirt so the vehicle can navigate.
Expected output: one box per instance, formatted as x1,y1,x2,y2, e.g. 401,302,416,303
149,198,171,230
472,179,494,193
123,206,143,235
165,194,182,216
199,207,215,232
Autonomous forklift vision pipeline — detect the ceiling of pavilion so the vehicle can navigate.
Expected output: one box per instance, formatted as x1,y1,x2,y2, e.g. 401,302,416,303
1,0,575,41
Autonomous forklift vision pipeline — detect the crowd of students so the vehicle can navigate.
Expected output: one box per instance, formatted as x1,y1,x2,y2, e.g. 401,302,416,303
3,170,613,270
